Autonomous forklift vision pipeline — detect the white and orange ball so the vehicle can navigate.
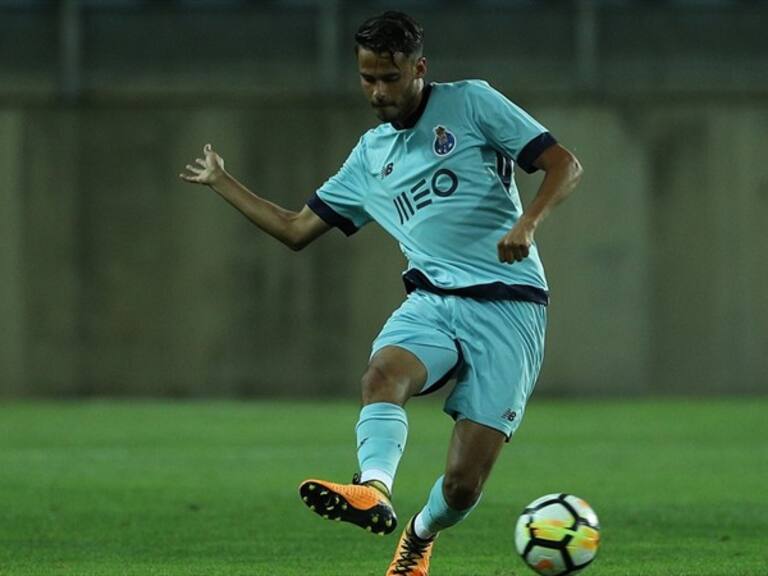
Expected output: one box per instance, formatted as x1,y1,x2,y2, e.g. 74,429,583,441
515,493,600,576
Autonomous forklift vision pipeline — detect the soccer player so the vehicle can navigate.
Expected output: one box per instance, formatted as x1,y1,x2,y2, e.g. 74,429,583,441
180,11,582,576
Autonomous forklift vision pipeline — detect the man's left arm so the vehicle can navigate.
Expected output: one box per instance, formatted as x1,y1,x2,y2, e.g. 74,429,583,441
497,144,583,264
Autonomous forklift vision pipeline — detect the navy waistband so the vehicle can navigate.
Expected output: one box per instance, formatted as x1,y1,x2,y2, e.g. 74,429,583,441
402,269,549,305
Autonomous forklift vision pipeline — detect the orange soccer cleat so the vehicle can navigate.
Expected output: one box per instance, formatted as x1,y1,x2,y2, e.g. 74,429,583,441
386,517,436,575
299,475,397,535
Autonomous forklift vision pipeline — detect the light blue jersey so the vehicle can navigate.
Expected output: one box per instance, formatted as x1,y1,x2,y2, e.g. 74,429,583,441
308,80,556,304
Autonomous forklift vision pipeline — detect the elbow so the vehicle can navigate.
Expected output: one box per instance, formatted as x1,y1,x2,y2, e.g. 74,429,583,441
285,227,312,252
287,238,308,252
556,154,583,201
281,212,310,251
285,234,308,252
568,154,584,184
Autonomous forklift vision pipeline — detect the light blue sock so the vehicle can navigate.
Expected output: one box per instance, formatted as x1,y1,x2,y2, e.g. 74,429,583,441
355,402,408,493
414,475,481,539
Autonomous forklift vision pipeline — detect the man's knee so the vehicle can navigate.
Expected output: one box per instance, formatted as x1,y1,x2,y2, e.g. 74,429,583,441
361,348,427,406
361,363,402,404
442,470,483,510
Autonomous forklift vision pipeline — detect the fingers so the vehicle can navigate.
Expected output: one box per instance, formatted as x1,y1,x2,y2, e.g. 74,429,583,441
497,239,530,263
179,145,216,184
179,163,203,183
178,172,200,183
202,144,225,170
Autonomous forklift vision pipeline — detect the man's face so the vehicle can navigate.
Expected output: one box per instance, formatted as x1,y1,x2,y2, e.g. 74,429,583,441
357,48,426,123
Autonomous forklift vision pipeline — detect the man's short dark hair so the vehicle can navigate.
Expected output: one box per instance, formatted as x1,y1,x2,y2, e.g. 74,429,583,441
355,11,424,58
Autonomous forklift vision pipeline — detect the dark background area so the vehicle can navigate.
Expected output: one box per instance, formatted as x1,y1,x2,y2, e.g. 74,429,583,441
1,0,766,397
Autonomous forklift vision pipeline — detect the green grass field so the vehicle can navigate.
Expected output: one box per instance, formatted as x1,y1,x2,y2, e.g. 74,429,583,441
1,398,766,576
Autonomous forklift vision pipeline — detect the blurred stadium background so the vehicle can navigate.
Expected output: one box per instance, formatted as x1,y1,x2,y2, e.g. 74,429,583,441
2,3,768,575
1,0,766,399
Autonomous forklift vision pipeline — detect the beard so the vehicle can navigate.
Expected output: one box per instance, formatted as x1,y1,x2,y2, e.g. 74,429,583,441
372,90,419,123
369,79,423,123
373,103,400,121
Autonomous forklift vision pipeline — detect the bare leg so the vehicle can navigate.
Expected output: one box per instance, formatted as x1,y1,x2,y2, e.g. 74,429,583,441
443,419,506,509
387,420,507,574
298,345,428,535
361,345,428,406
412,419,505,539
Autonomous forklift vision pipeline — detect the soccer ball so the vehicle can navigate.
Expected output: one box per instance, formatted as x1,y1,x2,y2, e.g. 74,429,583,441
515,493,600,576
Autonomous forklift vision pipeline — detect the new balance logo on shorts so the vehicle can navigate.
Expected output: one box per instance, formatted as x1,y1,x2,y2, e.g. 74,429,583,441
502,409,517,422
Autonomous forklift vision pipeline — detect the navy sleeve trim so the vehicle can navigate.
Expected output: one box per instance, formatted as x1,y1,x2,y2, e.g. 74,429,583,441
306,193,359,237
517,132,557,174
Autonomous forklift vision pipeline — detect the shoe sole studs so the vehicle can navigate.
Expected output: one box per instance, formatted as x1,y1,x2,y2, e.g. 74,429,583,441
299,481,396,535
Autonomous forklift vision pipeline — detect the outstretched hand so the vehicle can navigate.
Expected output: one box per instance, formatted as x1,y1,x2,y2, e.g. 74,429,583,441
179,144,225,185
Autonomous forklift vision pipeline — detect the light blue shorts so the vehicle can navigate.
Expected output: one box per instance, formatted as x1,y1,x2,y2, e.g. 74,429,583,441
371,290,547,438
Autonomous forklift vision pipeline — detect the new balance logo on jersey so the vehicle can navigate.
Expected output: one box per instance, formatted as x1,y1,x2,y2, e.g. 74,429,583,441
380,162,394,179
393,168,459,225
502,409,517,422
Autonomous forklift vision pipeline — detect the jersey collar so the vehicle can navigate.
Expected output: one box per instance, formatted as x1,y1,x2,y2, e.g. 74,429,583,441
391,82,433,131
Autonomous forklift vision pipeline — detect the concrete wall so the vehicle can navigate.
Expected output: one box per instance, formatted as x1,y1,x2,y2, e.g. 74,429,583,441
0,112,26,393
3,3,768,99
1,98,766,397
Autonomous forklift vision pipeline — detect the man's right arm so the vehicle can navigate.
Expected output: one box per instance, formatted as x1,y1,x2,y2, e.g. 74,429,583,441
180,144,330,251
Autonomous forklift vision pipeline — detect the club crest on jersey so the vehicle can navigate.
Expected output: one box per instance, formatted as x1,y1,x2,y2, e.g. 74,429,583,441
432,125,456,156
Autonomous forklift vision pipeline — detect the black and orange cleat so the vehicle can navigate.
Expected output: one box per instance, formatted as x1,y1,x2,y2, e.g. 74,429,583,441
386,517,436,575
298,475,397,535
